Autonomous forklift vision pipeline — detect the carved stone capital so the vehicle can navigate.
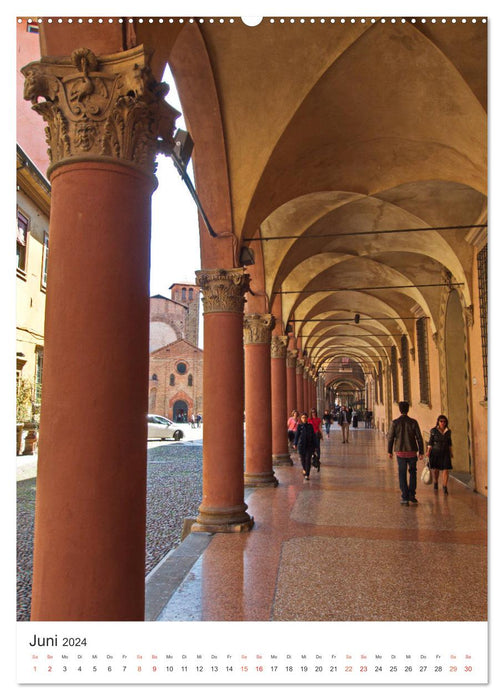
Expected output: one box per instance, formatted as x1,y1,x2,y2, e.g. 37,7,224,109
243,313,275,345
286,349,298,369
271,335,288,359
196,268,250,314
22,46,180,177
303,367,310,379
296,359,305,374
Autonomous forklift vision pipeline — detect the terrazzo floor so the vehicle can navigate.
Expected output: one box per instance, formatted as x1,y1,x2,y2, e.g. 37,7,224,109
156,428,487,622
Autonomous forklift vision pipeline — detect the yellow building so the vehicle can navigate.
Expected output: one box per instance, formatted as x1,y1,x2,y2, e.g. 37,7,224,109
16,145,50,444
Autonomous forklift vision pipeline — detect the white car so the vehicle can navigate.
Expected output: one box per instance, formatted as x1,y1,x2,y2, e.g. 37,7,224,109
147,414,184,441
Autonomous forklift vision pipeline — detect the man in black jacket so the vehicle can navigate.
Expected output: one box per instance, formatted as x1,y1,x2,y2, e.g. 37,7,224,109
387,401,424,505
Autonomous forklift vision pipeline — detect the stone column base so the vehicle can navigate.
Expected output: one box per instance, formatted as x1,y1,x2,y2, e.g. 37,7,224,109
191,504,254,533
244,471,279,487
272,453,293,466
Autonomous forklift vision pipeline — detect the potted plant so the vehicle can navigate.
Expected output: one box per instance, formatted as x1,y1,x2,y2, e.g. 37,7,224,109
16,378,38,455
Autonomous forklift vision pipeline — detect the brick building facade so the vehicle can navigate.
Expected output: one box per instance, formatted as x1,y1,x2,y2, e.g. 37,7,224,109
148,283,203,422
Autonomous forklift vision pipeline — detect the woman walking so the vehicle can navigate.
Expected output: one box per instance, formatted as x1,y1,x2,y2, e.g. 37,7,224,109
287,410,300,448
293,412,317,480
323,409,333,438
309,408,323,469
426,414,453,494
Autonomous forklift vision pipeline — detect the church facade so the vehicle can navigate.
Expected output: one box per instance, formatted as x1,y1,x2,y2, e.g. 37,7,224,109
148,283,203,422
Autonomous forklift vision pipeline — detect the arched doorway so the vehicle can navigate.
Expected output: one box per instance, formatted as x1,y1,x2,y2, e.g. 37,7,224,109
173,400,188,423
445,291,471,480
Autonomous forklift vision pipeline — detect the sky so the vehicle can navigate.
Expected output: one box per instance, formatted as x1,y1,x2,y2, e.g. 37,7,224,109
149,65,201,298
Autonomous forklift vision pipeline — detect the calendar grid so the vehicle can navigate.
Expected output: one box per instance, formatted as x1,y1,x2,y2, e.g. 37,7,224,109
17,621,487,684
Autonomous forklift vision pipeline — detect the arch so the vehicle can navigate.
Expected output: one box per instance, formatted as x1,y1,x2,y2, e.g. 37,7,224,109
149,387,157,412
172,399,188,423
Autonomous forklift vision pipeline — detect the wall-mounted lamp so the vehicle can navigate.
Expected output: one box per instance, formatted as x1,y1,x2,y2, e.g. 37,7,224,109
172,129,194,171
239,246,255,266
171,129,218,238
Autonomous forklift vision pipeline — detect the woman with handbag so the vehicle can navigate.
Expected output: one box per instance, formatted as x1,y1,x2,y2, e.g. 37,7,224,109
426,415,453,494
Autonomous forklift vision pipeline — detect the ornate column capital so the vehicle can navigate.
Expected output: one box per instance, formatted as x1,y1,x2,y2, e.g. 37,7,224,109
286,349,298,369
296,358,304,374
196,268,250,314
243,313,275,345
271,335,288,359
22,45,179,177
303,367,310,380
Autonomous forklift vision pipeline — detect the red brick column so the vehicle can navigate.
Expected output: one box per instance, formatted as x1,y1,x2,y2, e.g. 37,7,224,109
244,314,278,486
271,335,292,466
23,46,178,621
304,367,311,411
296,359,305,413
310,372,317,410
286,349,298,418
193,269,254,532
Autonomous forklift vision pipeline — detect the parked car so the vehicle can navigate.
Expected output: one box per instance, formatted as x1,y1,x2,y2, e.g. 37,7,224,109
147,414,184,441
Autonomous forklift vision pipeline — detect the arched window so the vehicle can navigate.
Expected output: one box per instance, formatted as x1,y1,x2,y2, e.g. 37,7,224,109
400,335,411,403
149,388,157,411
391,346,399,403
477,244,488,400
188,288,193,300
181,287,187,301
188,374,193,387
170,374,175,386
151,373,158,381
378,361,384,404
416,317,430,405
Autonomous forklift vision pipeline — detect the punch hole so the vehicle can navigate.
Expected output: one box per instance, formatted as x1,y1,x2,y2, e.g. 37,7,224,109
241,17,263,26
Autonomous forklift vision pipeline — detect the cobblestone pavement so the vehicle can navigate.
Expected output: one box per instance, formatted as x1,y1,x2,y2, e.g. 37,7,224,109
16,441,203,621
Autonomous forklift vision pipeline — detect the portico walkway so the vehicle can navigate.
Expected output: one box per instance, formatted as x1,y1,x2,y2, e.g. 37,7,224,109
146,427,487,622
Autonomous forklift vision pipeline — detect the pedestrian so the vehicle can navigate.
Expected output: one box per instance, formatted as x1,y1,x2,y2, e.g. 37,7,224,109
196,413,202,427
287,410,300,448
338,405,350,443
293,412,317,480
426,415,453,495
308,408,323,468
323,409,333,438
387,401,424,505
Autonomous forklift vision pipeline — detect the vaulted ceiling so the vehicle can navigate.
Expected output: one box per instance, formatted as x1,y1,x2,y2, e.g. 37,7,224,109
41,17,487,383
